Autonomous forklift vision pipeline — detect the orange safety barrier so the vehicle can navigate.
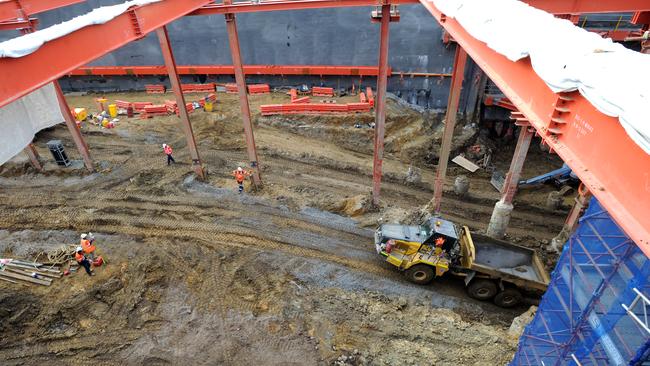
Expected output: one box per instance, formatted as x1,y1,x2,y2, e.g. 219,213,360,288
225,83,238,93
312,86,334,96
260,102,371,115
181,83,215,93
145,84,166,94
247,84,270,94
114,100,132,109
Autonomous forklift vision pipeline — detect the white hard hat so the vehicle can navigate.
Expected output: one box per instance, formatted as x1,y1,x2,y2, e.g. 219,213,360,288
76,246,83,252
80,233,87,239
162,143,167,148
237,166,243,171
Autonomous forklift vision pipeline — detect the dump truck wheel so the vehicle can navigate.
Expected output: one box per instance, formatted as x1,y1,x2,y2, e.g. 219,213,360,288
405,265,435,285
494,288,523,308
467,279,497,300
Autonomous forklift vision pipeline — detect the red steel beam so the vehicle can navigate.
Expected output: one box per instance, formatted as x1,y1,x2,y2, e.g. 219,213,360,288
192,0,417,15
0,0,213,109
190,0,650,16
431,45,467,214
156,26,205,179
23,143,42,171
224,2,262,185
420,0,650,255
0,0,84,22
66,65,385,77
371,4,390,206
54,81,94,172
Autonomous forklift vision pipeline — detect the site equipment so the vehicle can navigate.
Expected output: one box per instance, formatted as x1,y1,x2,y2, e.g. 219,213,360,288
375,217,550,307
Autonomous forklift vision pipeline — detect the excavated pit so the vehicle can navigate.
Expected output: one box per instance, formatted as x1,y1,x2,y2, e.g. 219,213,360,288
0,92,569,365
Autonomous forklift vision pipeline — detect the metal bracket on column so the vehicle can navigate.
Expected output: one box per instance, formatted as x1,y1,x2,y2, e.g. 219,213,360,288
371,5,400,22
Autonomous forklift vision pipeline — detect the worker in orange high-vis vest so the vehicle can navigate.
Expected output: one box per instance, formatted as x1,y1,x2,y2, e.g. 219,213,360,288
75,246,93,276
162,143,175,165
231,166,252,194
80,233,96,260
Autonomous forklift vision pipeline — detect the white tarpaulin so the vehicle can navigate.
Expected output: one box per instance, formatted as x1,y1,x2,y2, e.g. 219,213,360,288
0,83,64,166
0,0,160,58
432,0,650,154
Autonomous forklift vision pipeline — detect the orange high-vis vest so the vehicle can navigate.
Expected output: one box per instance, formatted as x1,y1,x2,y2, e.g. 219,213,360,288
75,252,85,262
164,145,173,155
234,171,245,183
81,239,96,254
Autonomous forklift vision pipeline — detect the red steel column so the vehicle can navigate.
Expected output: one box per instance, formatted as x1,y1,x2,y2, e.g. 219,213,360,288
371,4,391,205
430,45,467,214
54,82,94,172
23,143,42,171
501,125,534,204
224,4,262,185
156,26,205,179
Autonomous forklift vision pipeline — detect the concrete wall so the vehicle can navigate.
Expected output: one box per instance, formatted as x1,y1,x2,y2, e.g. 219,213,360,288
1,1,483,112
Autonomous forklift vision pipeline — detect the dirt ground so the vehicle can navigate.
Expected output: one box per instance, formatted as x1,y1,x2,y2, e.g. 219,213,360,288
0,91,570,365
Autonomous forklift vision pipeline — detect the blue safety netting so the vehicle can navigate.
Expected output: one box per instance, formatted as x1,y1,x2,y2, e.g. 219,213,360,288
511,198,650,366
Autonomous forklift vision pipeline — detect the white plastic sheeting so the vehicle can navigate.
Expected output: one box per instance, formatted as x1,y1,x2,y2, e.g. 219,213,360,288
0,0,160,58
0,83,63,166
432,0,650,154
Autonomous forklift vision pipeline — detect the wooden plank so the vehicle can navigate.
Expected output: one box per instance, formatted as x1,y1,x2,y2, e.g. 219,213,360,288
451,155,480,172
13,268,62,278
0,276,18,284
4,263,61,273
4,268,53,282
0,270,51,286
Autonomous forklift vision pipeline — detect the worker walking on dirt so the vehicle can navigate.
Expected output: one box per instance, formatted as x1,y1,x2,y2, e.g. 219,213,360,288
75,247,93,276
231,166,252,194
162,143,175,165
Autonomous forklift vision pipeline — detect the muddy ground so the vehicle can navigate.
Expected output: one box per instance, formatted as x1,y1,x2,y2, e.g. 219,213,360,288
0,91,569,365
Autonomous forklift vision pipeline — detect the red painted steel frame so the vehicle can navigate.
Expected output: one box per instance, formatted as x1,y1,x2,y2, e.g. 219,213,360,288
23,143,42,171
67,65,384,76
54,82,94,172
224,3,262,185
371,4,390,205
0,0,84,22
431,45,467,214
0,0,213,109
420,0,650,255
190,0,650,16
156,26,205,179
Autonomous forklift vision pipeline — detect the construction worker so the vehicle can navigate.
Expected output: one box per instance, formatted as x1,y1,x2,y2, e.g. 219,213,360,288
80,233,96,260
162,143,175,165
231,166,252,194
75,246,93,276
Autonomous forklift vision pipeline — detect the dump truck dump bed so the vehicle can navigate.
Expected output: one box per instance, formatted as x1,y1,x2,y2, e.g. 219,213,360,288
461,230,549,291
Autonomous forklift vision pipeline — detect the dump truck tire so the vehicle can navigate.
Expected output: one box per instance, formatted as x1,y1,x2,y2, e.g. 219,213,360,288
467,279,497,300
405,264,435,285
494,288,523,308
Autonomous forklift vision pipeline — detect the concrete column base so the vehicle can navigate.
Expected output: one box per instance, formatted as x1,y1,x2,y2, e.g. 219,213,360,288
487,200,513,239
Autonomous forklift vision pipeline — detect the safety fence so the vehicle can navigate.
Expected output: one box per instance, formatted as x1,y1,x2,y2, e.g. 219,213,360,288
511,198,650,365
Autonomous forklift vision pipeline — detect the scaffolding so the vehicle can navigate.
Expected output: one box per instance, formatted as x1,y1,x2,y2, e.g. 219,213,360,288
512,198,650,365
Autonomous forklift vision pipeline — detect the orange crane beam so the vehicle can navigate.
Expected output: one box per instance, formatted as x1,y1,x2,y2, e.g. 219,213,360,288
0,0,212,108
419,0,650,256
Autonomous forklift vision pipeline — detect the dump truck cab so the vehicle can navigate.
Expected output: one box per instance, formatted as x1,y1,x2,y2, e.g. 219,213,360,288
375,218,461,284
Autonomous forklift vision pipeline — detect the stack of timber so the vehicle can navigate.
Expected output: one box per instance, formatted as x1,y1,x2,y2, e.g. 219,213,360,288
0,259,63,286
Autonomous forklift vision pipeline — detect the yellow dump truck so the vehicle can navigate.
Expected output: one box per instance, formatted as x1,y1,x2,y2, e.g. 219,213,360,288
375,217,550,307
